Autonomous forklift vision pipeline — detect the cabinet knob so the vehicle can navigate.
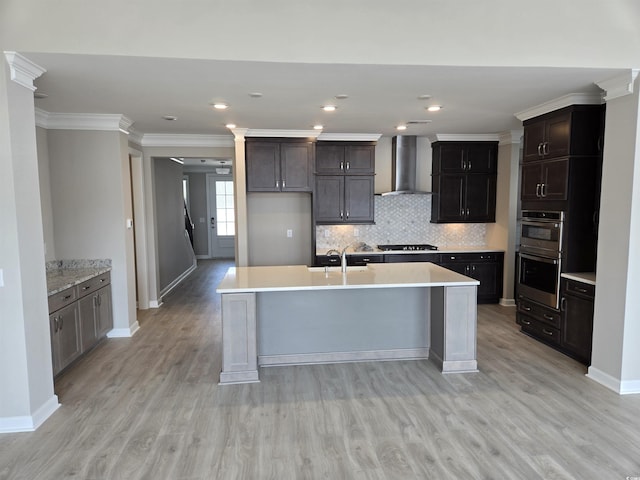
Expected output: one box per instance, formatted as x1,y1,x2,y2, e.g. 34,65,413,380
340,161,344,171
538,143,543,157
540,183,546,198
282,179,286,189
346,161,350,171
275,180,280,189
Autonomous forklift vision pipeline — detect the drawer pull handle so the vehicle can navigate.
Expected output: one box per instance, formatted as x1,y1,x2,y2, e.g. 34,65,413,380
63,295,72,300
100,279,106,283
542,328,554,336
543,314,554,320
521,319,531,326
83,286,91,290
522,306,531,312
576,287,588,293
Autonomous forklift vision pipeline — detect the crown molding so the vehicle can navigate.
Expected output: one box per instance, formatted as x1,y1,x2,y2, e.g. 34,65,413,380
596,69,640,101
140,134,234,148
34,109,133,133
428,133,501,142
317,133,382,141
498,129,524,146
128,128,144,146
515,93,603,121
243,129,320,138
4,51,46,91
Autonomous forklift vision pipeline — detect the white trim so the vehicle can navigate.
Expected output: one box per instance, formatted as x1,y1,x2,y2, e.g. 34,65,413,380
129,149,149,310
498,130,523,146
317,133,382,141
429,133,501,142
499,298,516,307
196,254,211,260
34,110,133,132
141,134,234,147
219,370,260,385
587,367,640,395
596,69,640,101
259,348,429,367
4,51,46,91
242,128,320,138
107,321,140,338
149,300,163,308
0,395,60,433
128,128,144,146
515,93,603,121
620,380,640,395
159,261,197,298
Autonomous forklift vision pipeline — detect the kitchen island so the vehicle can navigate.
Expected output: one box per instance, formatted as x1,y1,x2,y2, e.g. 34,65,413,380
216,262,480,384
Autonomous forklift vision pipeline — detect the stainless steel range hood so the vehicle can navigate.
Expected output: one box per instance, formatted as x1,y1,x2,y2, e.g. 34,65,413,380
381,136,431,196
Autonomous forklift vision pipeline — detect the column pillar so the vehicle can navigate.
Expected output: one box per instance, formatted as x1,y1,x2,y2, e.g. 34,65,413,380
0,52,59,431
588,70,640,394
231,128,248,266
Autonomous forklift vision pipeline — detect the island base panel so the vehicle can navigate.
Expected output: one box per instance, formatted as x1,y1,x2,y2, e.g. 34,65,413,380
430,285,479,373
220,293,259,385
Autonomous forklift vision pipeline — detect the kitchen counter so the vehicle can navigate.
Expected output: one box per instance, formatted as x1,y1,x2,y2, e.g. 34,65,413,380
316,246,504,256
217,262,479,384
46,259,112,295
561,272,596,286
217,262,479,293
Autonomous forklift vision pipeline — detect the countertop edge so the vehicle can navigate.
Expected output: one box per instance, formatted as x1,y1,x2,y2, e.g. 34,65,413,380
316,247,505,256
47,266,112,296
561,272,596,286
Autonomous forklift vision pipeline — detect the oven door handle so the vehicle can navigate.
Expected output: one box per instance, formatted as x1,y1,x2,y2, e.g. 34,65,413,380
519,252,559,265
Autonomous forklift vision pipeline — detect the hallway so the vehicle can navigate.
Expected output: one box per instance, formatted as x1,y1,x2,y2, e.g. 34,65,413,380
1,260,639,479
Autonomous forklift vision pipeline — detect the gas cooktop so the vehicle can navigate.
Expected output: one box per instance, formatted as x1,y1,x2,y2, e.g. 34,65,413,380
377,244,438,251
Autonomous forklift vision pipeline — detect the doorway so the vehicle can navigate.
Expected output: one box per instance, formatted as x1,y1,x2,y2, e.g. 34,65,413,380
207,174,235,259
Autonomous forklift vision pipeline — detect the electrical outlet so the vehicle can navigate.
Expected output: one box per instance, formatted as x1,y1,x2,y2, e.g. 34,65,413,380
287,229,293,238
353,228,359,237
324,229,330,238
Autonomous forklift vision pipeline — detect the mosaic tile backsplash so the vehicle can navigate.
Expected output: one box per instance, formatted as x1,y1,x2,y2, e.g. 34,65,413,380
316,195,486,251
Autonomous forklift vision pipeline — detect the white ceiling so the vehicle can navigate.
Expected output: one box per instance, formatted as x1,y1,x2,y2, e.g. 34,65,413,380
27,53,625,138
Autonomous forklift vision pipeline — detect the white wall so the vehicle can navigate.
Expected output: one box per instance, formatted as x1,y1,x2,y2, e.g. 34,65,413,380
47,129,136,334
1,0,639,68
36,126,56,261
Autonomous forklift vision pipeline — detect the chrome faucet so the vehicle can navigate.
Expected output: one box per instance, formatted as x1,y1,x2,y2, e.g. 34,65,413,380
341,249,348,273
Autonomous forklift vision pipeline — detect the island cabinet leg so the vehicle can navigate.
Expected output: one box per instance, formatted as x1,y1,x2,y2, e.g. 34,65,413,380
219,293,260,385
429,285,478,373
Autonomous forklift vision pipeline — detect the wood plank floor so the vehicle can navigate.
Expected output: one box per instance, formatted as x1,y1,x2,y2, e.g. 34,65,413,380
2,259,640,479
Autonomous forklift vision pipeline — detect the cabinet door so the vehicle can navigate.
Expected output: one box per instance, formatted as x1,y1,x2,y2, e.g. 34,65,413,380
523,120,546,162
436,143,466,173
315,144,345,174
440,262,468,275
78,294,97,352
344,176,374,223
433,174,465,222
561,293,593,364
315,175,344,223
96,285,113,339
521,163,543,201
541,158,569,201
280,142,312,191
246,142,280,191
545,112,571,159
466,143,497,173
465,174,496,222
345,145,375,174
471,262,499,299
49,313,61,375
55,302,81,373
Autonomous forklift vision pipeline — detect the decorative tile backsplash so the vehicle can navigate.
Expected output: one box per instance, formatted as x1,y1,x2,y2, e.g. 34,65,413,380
316,195,486,250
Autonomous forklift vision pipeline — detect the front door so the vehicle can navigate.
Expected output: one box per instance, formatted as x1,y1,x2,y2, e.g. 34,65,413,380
207,174,235,259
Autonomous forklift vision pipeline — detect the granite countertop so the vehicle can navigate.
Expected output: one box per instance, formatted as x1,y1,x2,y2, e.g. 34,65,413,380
217,262,479,294
46,259,112,296
561,272,596,286
316,245,505,256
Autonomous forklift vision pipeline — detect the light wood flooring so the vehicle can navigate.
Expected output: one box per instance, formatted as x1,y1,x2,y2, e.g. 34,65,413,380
2,259,640,479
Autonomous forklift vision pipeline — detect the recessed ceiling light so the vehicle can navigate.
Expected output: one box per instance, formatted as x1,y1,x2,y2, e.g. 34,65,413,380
313,125,324,130
213,103,228,110
248,92,263,98
34,91,48,99
427,105,442,112
334,94,349,100
322,105,337,112
162,115,178,121
225,123,236,129
396,125,407,131
417,94,432,100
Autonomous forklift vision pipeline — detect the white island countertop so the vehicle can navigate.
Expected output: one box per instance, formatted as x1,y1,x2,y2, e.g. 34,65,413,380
217,262,479,294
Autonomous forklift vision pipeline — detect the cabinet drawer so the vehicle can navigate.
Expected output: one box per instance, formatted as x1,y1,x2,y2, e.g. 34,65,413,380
517,313,561,346
48,287,77,313
384,253,438,263
563,279,595,298
348,254,384,266
517,297,561,329
77,272,111,298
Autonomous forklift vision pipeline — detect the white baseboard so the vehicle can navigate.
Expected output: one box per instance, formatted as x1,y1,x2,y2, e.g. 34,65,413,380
159,262,197,299
149,300,162,308
0,395,60,433
587,367,640,395
107,321,140,338
196,255,211,260
499,298,516,307
259,348,429,367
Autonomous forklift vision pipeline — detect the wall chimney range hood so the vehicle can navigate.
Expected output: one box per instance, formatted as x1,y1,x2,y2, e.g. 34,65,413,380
381,136,431,196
